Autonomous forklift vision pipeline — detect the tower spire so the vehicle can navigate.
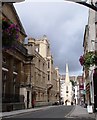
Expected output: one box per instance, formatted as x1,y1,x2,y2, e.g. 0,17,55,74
65,64,70,83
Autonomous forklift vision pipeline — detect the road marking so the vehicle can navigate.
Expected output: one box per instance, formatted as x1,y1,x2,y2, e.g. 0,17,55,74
64,106,75,118
65,116,76,118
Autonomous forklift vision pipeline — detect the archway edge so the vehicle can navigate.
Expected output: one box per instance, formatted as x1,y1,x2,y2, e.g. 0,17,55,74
65,0,97,11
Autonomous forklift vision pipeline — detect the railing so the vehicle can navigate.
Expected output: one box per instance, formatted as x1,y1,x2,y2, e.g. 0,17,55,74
2,40,28,56
14,40,28,56
2,63,9,70
20,81,32,88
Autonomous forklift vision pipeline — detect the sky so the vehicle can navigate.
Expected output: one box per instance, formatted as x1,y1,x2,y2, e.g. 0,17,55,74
14,0,89,76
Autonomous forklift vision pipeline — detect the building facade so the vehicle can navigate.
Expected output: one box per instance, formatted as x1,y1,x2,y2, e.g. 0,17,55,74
2,2,31,111
25,36,60,106
83,0,97,112
2,3,60,111
76,76,85,105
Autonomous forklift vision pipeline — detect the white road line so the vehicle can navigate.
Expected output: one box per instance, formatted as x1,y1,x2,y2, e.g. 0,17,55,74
64,106,75,118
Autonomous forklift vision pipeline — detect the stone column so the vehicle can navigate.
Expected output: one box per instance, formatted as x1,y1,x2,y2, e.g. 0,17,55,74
19,62,25,103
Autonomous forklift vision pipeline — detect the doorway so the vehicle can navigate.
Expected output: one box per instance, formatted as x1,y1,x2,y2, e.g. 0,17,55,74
27,91,29,108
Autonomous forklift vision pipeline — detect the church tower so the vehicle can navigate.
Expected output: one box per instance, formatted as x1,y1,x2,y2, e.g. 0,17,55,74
62,64,73,105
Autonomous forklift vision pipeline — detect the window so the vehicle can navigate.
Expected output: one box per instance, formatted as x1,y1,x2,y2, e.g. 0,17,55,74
36,45,39,52
13,75,17,83
43,63,44,71
4,73,7,80
2,82,6,97
51,59,53,64
66,91,68,93
39,60,40,68
48,61,49,68
3,57,6,63
13,84,16,95
13,63,16,71
48,74,50,81
66,86,68,93
66,86,68,91
13,77,16,83
13,76,17,95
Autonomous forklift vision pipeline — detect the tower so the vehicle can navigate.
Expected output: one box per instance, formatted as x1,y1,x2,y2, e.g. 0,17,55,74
63,64,73,105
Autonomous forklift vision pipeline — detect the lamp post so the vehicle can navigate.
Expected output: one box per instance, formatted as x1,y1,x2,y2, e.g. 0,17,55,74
65,0,97,11
26,55,33,108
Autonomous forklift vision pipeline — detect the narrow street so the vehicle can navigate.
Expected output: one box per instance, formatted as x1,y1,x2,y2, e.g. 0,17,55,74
2,105,95,120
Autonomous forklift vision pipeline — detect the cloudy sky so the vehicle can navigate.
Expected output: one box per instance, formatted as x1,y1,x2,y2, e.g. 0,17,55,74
14,0,89,76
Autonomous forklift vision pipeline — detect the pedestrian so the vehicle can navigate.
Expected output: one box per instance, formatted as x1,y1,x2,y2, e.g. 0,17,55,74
71,102,73,105
32,99,35,108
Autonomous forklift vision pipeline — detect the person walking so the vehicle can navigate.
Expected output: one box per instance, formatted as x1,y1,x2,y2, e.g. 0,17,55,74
32,99,35,108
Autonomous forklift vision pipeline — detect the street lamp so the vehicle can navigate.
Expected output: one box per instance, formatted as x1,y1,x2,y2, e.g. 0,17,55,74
26,55,33,109
64,0,97,11
27,55,33,87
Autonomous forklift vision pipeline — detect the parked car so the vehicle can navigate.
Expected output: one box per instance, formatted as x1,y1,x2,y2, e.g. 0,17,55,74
60,101,64,105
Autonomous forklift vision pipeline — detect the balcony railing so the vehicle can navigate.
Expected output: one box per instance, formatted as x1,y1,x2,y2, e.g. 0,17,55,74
2,94,25,103
2,63,9,70
14,40,28,56
20,81,32,88
2,40,28,56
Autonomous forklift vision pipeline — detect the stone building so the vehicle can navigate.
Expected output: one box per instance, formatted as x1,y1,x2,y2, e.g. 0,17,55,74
2,2,60,111
35,36,60,104
83,1,97,112
25,36,60,106
2,2,35,111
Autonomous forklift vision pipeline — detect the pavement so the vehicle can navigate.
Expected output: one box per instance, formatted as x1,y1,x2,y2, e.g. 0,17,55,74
0,106,53,119
66,105,96,119
0,105,97,119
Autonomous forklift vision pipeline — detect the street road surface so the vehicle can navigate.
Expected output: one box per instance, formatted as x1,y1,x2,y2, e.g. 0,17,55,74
2,105,95,120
